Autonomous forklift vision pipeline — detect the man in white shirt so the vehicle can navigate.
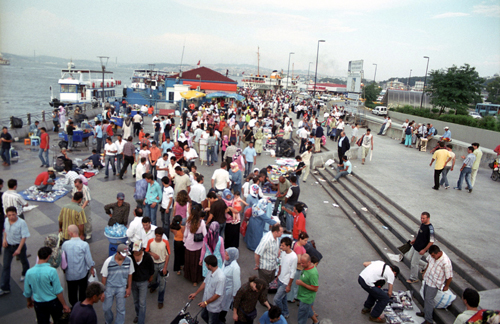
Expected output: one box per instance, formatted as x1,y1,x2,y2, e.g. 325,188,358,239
160,177,174,237
133,113,143,137
167,157,180,183
104,137,117,178
211,162,230,194
136,157,148,182
400,119,409,144
156,153,170,181
273,237,297,318
114,135,126,174
126,207,144,244
139,217,167,248
189,174,207,204
183,145,198,169
298,127,310,153
335,118,345,142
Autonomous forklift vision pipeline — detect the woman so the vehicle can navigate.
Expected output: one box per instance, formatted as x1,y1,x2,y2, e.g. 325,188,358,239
254,128,264,155
220,248,241,323
288,232,309,303
207,129,217,166
229,124,238,144
233,276,271,324
172,190,191,225
221,189,241,249
52,109,60,132
199,128,209,165
244,184,261,213
244,197,277,251
122,117,133,139
232,149,245,175
221,135,229,160
183,205,207,286
199,222,225,278
229,162,242,195
405,121,414,148
170,215,185,275
138,144,151,165
178,132,188,149
58,106,66,128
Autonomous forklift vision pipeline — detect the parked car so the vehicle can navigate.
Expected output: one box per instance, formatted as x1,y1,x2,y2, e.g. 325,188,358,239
372,106,388,116
315,100,326,107
469,112,482,119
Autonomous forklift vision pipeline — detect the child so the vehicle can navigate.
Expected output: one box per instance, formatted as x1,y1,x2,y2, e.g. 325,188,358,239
294,155,306,185
232,191,248,219
170,215,185,275
145,227,170,306
85,149,103,169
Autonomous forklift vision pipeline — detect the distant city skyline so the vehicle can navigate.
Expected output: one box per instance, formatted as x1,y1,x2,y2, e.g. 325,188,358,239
1,0,499,80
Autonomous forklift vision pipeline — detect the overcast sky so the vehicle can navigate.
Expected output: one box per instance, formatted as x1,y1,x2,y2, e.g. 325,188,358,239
1,0,499,80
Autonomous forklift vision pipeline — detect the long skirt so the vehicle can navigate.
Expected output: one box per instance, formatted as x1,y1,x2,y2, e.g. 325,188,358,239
174,240,185,272
184,248,203,283
200,144,207,163
224,222,241,249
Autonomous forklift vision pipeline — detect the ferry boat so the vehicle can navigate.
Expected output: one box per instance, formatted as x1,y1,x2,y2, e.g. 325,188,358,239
50,61,121,107
124,68,176,106
0,55,10,65
241,70,298,91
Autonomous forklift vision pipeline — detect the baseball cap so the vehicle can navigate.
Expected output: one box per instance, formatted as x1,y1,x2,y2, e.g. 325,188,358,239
444,126,449,129
47,167,55,172
117,192,125,200
132,241,142,252
117,244,129,257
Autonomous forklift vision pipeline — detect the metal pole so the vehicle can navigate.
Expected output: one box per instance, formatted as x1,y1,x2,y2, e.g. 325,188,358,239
286,52,294,91
373,63,377,83
313,40,325,98
307,62,313,86
420,56,430,109
408,69,412,90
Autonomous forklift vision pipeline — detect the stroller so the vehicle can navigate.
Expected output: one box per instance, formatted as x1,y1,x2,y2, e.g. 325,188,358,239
170,300,203,324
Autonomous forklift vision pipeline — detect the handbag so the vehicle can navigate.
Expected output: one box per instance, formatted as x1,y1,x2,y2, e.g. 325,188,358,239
193,232,204,242
356,134,365,147
239,307,257,321
398,241,412,255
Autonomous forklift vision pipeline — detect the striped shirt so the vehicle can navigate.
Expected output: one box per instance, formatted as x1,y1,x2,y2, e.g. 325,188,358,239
101,255,135,288
424,251,453,289
255,232,280,271
463,153,476,168
58,202,87,240
72,185,91,207
2,190,27,216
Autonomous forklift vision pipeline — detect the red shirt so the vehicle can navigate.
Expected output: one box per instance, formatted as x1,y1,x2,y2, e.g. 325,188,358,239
172,146,184,161
40,132,49,149
495,144,500,155
292,212,306,240
106,124,113,136
35,172,50,185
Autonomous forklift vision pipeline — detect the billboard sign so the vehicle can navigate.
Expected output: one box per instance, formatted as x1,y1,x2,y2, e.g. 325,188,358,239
347,72,362,93
348,60,364,73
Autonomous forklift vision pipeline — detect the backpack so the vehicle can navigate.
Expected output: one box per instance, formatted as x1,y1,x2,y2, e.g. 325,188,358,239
405,126,412,135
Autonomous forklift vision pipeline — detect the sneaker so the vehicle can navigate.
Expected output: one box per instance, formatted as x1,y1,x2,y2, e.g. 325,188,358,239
453,187,461,190
361,308,371,314
445,186,450,189
332,179,337,182
0,289,10,296
369,316,386,323
20,275,25,282
86,235,92,240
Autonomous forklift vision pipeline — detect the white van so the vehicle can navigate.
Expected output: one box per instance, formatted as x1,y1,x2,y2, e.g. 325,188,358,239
372,106,388,116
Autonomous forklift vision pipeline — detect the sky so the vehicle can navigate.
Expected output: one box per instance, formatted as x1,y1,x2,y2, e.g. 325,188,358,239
1,0,499,80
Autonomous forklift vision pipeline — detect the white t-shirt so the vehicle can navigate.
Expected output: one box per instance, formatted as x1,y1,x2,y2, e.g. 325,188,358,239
337,121,345,130
136,163,147,181
161,186,174,210
362,134,373,148
351,127,359,138
156,157,169,179
359,260,395,287
105,143,117,156
114,140,126,154
278,250,297,285
189,182,207,204
212,169,230,190
101,256,135,277
184,149,198,161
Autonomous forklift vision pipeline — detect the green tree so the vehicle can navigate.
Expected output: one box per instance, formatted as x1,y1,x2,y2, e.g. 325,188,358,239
362,83,380,103
485,76,500,104
425,64,484,116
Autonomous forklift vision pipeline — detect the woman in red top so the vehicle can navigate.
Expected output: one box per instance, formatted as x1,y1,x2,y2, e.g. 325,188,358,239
282,203,306,240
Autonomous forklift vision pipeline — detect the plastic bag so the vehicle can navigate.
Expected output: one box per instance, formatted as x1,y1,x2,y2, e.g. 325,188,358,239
88,271,98,283
420,280,456,308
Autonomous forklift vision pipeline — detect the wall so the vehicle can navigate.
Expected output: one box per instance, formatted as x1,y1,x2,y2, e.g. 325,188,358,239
388,111,500,150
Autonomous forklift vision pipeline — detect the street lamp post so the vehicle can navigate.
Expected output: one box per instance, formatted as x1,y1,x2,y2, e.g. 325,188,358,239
408,69,412,90
420,56,430,109
313,40,325,98
307,61,313,86
196,74,201,90
373,63,377,84
97,56,109,106
286,52,294,91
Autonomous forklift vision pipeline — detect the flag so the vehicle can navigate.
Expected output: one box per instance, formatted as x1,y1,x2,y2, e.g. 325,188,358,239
296,75,299,80
242,72,245,75
197,60,200,66
226,69,228,77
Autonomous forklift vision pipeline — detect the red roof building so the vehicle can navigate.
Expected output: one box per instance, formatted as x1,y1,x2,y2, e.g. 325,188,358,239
307,82,347,92
167,67,237,93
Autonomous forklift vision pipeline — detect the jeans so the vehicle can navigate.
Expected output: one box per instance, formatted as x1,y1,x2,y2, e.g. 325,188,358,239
219,222,226,238
151,262,167,303
37,180,54,192
283,203,294,232
378,123,386,135
335,165,350,181
433,169,443,189
119,155,135,178
274,280,290,316
132,281,148,324
144,203,159,225
103,286,126,324
105,155,116,176
33,298,63,324
201,308,220,324
207,147,216,166
116,154,123,173
67,272,88,307
1,244,30,291
358,276,390,318
456,167,472,190
244,162,253,177
439,167,451,187
287,270,301,301
39,148,49,167
68,135,73,148
134,122,141,137
160,207,171,239
154,131,160,143
297,300,314,324
0,147,11,165
96,137,103,154
423,284,438,323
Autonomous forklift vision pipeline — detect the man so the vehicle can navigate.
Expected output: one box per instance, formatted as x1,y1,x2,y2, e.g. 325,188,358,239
131,241,155,324
133,112,143,137
300,145,313,183
136,157,148,182
430,142,452,190
161,137,174,154
189,255,226,324
439,144,456,189
104,192,131,226
190,173,207,204
94,121,103,155
453,288,480,324
0,206,30,295
156,153,170,184
174,165,191,197
134,173,148,207
61,225,95,307
212,162,230,194
273,237,297,319
58,192,87,241
417,245,453,324
400,119,409,144
260,165,273,184
338,131,351,163
360,129,373,165
145,227,170,309
358,260,400,323
30,120,41,136
332,156,352,182
296,254,320,324
254,224,283,285
167,156,180,184
126,208,144,245
114,135,126,173
274,176,290,216
454,146,475,193
144,173,162,225
243,142,257,177
183,144,199,170
243,124,254,149
260,306,287,324
67,121,75,150
426,123,436,140
23,247,71,323
334,117,345,142
69,282,106,324
2,179,28,219
35,167,56,192
350,123,360,144
314,122,323,153
1,126,13,166
104,137,117,178
101,244,135,324
416,123,428,150
406,212,435,284
441,126,452,142
119,136,136,180
39,127,50,167
0,179,3,255
377,117,388,135
72,179,92,239
298,126,310,153
470,142,482,187
193,125,203,154
207,191,228,236
172,141,184,162
149,141,162,180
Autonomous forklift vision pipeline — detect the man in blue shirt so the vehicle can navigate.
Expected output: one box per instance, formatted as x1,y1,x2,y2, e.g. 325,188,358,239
243,142,257,178
144,173,162,225
0,206,30,295
94,121,103,155
260,306,288,324
332,156,352,182
134,173,148,206
160,137,174,154
23,246,71,323
61,224,95,307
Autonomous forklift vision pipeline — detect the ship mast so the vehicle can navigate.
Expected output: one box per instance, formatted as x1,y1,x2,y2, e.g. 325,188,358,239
257,46,260,76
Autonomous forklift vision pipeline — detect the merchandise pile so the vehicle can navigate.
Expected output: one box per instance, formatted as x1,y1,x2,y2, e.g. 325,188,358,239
22,178,69,202
383,290,416,324
104,223,128,238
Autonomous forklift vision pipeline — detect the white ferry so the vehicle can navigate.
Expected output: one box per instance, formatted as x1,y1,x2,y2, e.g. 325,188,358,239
0,55,10,65
241,70,298,91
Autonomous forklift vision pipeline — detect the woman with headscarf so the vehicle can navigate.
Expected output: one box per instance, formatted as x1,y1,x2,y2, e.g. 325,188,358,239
199,222,225,277
229,162,243,195
183,204,207,286
220,248,241,323
122,117,133,139
244,197,278,251
178,132,188,149
221,135,229,160
254,127,264,155
185,131,193,148
232,148,245,175
58,106,66,128
199,128,209,165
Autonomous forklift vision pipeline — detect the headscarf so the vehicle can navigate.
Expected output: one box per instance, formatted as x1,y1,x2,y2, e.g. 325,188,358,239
124,117,132,127
223,135,228,141
233,148,242,158
224,247,239,266
206,221,220,253
230,162,239,173
250,184,260,198
252,197,269,217
223,189,234,201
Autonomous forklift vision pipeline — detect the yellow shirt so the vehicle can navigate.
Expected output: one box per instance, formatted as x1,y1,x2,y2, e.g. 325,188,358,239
58,202,87,239
146,238,170,264
432,149,451,170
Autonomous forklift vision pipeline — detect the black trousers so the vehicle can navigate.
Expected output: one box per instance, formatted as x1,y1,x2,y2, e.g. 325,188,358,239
338,148,347,162
67,272,88,307
119,155,135,177
34,298,63,324
134,122,141,137
433,169,443,189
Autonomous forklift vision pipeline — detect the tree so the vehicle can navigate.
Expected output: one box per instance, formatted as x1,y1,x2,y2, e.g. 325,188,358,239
485,76,500,104
362,83,380,103
425,64,484,116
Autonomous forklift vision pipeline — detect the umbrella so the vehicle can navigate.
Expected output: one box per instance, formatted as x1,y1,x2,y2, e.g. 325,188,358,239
227,93,245,101
206,91,231,99
180,90,206,100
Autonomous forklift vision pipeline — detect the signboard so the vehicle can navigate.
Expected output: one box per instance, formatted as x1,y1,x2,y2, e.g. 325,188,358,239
348,60,364,73
347,72,362,93
348,93,360,100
